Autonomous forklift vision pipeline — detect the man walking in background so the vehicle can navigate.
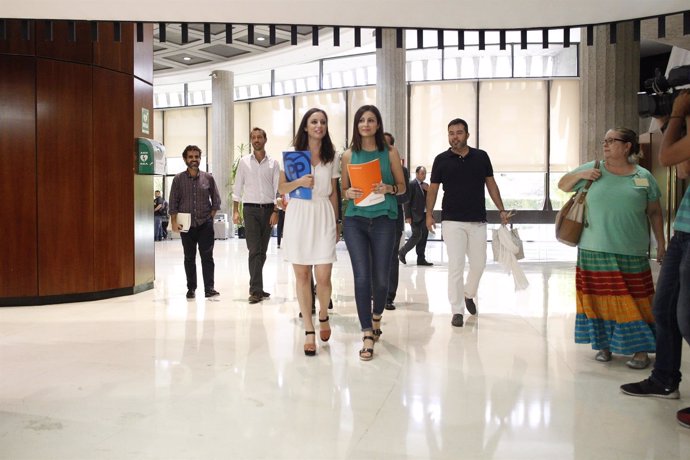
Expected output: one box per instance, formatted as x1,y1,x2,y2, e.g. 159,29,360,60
233,127,280,304
154,190,165,241
399,166,432,266
169,145,222,299
384,132,409,311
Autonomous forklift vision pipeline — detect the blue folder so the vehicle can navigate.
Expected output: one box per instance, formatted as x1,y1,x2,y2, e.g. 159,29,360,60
283,150,312,200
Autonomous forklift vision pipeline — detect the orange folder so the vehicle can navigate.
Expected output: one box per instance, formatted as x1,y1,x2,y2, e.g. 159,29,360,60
347,159,385,207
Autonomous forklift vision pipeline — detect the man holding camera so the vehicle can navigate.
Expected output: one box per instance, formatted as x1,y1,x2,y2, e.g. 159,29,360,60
621,90,690,429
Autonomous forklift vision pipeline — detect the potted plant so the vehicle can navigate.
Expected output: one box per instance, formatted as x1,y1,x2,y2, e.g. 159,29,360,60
231,143,249,238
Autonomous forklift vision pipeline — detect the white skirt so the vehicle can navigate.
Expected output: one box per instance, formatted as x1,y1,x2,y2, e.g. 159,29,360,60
283,197,337,265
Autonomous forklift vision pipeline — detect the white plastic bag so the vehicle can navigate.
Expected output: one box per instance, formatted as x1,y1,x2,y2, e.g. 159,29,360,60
492,225,529,290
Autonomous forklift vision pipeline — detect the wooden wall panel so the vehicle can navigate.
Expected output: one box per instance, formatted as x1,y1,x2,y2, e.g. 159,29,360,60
0,56,37,297
92,67,135,290
93,22,133,74
93,68,134,291
37,59,94,295
134,77,154,139
133,23,153,85
0,20,35,56
36,21,92,64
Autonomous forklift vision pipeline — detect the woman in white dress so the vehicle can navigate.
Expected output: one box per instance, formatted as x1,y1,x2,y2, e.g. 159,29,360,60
279,108,340,356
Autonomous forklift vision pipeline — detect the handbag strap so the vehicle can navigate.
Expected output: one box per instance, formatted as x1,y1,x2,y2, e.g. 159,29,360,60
581,160,600,226
581,160,600,193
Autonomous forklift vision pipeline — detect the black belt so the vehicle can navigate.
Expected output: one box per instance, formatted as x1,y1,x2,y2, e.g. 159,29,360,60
244,203,274,208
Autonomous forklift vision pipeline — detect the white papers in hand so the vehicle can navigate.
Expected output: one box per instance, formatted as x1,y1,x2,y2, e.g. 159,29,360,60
177,213,191,232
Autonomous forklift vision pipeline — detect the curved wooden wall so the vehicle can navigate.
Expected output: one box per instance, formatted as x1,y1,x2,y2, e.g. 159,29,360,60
0,20,154,305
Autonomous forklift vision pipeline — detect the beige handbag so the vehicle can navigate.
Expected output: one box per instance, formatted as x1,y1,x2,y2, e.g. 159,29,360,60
555,160,600,247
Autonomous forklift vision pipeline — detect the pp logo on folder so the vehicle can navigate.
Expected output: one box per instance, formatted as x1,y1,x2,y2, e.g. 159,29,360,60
283,151,312,200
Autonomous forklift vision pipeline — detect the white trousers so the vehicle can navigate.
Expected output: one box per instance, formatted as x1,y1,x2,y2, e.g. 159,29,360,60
443,221,487,314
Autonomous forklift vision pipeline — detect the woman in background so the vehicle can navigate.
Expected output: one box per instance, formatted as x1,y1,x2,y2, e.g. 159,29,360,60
558,127,665,369
279,108,340,356
340,105,406,361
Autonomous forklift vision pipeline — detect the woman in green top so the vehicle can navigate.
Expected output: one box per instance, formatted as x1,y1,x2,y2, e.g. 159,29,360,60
558,127,665,369
341,105,407,361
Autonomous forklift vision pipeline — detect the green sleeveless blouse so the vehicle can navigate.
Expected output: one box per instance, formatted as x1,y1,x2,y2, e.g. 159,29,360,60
345,147,398,219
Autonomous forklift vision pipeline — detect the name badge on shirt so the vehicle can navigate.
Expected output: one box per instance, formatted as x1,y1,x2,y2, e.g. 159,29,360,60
633,178,649,187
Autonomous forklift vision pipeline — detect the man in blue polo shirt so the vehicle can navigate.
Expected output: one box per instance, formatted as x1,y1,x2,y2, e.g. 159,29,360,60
426,118,510,327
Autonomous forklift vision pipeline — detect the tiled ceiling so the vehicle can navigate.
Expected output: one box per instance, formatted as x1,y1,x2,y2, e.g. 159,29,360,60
153,23,318,75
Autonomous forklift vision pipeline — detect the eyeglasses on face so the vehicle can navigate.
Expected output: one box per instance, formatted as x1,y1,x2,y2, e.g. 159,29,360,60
601,138,627,146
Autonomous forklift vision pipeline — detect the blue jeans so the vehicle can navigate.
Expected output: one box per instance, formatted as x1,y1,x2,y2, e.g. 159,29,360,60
343,216,396,331
154,215,163,241
651,231,690,389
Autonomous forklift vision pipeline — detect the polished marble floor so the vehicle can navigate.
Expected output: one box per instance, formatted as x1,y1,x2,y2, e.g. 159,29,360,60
1,235,689,460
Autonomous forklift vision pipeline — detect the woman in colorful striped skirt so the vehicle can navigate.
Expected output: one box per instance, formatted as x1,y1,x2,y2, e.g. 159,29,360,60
558,127,666,369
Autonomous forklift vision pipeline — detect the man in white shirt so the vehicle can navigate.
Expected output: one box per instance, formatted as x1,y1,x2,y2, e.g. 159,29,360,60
233,127,280,304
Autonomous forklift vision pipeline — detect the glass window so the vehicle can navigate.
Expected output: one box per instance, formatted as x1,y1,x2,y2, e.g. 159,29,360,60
549,172,571,210
163,107,207,164
187,80,212,106
406,48,443,81
550,80,581,172
234,103,250,150
443,46,511,80
410,81,477,210
236,86,249,100
275,61,320,95
410,81,477,171
235,71,271,100
250,97,294,161
153,110,164,143
479,80,548,172
323,54,376,89
154,83,185,108
478,46,512,78
490,172,546,211
206,106,213,164
514,45,578,78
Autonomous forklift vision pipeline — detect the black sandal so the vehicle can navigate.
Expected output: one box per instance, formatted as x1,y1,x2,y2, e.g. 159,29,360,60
359,335,375,361
372,314,382,341
304,331,316,356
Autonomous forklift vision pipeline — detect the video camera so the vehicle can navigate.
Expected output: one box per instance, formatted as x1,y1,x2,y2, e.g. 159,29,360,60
638,65,690,118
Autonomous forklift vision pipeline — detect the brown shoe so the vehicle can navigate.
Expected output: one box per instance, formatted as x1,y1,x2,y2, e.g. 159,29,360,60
304,331,316,356
248,293,263,304
319,315,331,342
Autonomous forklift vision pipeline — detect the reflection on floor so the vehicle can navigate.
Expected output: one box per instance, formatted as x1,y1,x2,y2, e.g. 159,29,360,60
1,238,689,459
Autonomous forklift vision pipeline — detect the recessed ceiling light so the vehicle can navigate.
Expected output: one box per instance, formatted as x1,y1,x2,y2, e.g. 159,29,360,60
183,56,192,61
257,37,265,42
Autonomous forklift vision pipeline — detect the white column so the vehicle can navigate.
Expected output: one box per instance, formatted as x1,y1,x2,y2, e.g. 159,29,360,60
210,70,235,225
376,29,407,163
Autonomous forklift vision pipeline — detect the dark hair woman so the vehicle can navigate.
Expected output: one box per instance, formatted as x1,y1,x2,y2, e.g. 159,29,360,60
340,105,407,361
279,108,340,356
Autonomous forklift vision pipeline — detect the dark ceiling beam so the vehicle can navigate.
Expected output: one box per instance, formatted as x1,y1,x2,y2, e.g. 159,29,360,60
1,12,689,50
